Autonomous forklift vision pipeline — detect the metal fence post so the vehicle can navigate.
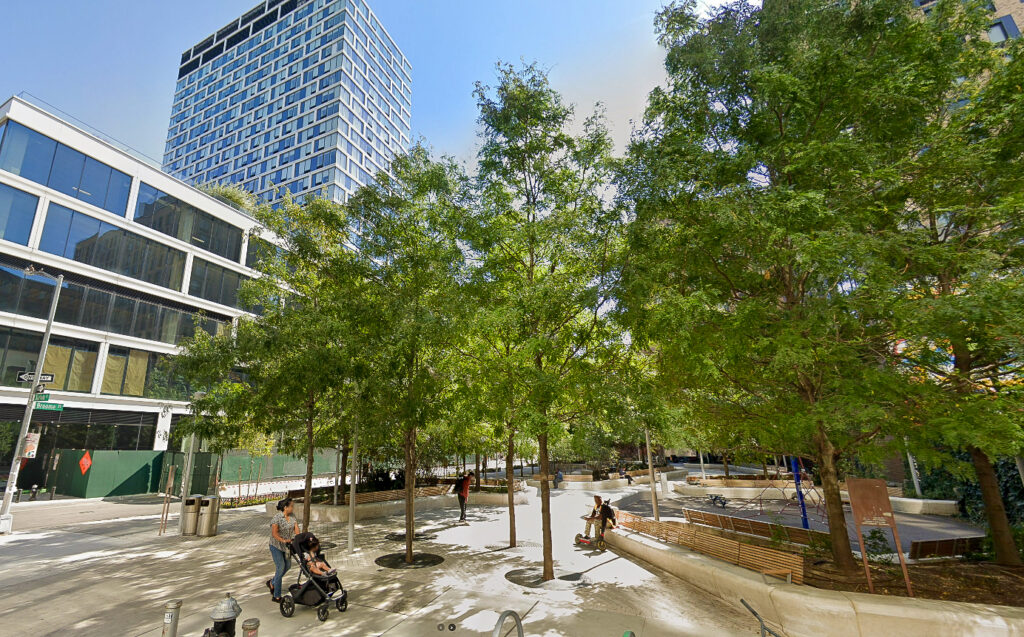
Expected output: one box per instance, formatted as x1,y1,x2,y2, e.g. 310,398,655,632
161,600,182,637
241,618,260,637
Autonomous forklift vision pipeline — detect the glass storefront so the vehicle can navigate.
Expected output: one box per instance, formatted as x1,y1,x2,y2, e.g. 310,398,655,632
0,326,97,391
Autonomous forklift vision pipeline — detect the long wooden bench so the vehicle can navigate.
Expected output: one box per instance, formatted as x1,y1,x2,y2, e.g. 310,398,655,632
909,536,985,560
615,510,804,585
682,507,830,548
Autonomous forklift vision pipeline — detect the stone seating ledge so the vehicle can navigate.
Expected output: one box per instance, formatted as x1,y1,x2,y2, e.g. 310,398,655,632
605,526,1024,637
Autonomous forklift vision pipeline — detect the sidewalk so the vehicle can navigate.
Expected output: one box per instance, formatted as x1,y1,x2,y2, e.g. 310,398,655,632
0,486,757,636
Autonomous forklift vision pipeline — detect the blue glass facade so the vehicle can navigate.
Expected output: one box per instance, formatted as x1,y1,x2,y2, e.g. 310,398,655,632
164,0,410,205
0,121,132,215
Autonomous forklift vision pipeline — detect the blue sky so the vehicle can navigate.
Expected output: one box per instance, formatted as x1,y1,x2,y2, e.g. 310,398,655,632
0,1,716,167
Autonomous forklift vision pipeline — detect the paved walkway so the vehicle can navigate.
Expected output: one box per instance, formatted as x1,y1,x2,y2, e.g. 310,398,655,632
0,486,757,636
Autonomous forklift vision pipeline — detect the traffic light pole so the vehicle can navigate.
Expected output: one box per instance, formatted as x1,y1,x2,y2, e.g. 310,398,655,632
0,271,63,534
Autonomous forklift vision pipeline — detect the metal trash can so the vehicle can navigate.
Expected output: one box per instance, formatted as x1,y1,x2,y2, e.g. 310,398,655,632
181,495,202,536
197,496,222,537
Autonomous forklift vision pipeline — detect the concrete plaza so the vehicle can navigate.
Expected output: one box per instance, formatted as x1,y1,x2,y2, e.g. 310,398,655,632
0,485,757,636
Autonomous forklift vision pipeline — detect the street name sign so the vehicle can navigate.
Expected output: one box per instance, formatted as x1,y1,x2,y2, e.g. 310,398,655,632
34,393,50,402
34,402,63,412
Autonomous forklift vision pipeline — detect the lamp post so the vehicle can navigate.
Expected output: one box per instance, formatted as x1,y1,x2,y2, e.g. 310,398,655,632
0,266,63,534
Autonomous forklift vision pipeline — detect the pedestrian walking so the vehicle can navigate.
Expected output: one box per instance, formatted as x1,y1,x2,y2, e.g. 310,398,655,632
267,497,299,603
555,469,563,489
457,471,473,522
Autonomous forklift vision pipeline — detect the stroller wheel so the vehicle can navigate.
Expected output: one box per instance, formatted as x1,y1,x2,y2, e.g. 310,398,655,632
336,597,348,612
574,533,582,545
317,605,329,622
279,595,295,618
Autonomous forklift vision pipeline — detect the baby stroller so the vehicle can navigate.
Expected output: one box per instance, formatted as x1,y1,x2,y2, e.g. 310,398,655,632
280,531,348,622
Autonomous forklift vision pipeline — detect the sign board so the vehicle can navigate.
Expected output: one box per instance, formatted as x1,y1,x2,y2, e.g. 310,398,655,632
79,451,92,475
847,478,895,527
23,432,40,459
16,372,54,383
34,402,63,412
846,477,913,596
34,393,50,402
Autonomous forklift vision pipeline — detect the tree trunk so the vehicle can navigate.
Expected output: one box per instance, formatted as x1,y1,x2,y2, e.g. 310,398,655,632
404,426,417,564
302,416,315,532
538,432,554,580
814,428,857,573
723,454,730,478
506,429,517,548
970,446,1022,566
475,453,481,491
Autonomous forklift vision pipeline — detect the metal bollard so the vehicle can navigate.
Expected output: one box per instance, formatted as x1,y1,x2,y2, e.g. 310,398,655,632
242,618,260,637
162,600,182,637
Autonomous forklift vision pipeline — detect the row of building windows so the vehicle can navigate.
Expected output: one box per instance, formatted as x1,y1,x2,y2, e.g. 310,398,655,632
0,175,255,311
0,262,228,346
0,325,190,400
135,182,243,262
0,121,132,216
39,203,188,290
189,257,250,309
0,121,255,270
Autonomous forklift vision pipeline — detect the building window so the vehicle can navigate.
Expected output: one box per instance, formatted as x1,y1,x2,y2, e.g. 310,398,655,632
101,346,190,400
989,16,1020,45
0,182,39,245
0,326,97,392
189,257,249,308
0,260,228,345
39,203,186,290
134,182,243,262
0,121,131,215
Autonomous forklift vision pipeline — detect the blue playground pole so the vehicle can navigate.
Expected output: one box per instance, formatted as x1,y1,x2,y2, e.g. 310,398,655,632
791,457,810,530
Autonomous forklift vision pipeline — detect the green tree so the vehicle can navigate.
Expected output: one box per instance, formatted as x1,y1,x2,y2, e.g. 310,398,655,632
468,63,620,580
615,0,997,571
347,145,471,563
874,2,1024,565
175,195,370,531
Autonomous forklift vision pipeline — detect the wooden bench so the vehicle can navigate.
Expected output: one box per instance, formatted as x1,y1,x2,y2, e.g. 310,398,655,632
909,536,985,560
682,507,829,548
615,509,804,585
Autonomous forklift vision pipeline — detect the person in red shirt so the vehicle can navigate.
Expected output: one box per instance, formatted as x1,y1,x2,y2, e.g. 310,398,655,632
457,470,474,522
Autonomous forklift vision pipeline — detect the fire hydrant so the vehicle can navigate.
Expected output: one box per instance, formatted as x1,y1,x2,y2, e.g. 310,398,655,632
203,593,242,637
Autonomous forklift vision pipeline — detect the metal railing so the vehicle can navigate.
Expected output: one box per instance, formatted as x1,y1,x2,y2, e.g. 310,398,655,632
740,599,784,637
492,610,524,637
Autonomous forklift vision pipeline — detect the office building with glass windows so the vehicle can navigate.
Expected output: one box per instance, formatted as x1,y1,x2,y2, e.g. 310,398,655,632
163,0,411,205
0,96,266,482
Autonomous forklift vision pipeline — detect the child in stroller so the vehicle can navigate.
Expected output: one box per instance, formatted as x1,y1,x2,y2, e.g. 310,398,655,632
279,531,348,622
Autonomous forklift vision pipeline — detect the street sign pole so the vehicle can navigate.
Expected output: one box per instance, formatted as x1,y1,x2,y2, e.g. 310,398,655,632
1,271,63,534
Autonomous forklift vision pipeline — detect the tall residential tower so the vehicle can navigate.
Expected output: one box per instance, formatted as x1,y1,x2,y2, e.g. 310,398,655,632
163,0,411,204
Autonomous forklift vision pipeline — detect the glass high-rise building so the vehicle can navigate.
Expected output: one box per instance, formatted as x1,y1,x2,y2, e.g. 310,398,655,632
163,0,411,204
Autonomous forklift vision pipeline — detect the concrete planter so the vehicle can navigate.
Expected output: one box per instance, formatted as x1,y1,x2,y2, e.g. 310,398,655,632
606,528,1024,636
468,490,530,506
266,490,531,523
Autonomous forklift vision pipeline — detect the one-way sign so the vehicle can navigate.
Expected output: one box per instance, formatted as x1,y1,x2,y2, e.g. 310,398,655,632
16,372,54,383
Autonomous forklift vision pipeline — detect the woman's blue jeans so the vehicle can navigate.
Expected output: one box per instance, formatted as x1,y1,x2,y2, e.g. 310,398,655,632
270,546,290,598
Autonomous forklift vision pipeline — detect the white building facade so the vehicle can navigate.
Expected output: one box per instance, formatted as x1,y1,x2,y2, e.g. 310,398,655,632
163,0,411,204
0,97,263,482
